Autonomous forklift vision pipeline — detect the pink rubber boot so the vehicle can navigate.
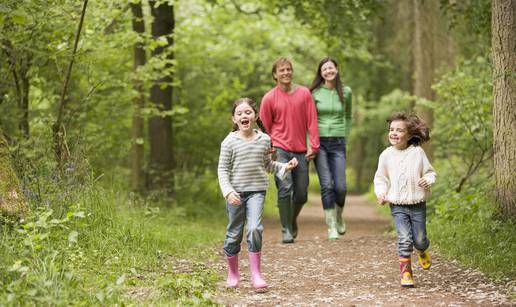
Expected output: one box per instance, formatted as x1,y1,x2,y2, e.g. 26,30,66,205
248,252,268,289
226,254,239,288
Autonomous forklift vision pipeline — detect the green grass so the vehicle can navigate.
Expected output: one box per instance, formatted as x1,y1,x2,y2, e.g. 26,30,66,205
0,183,226,305
427,191,516,282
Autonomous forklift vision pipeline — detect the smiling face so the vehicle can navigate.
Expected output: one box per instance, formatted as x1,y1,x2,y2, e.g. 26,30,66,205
389,120,410,150
320,60,338,84
232,102,257,133
273,62,293,87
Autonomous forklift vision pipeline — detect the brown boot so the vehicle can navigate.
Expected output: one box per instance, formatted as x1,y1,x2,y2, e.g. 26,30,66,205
399,257,414,288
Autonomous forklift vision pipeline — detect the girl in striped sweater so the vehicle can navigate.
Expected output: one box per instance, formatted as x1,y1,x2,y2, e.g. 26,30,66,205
218,98,298,289
374,112,436,288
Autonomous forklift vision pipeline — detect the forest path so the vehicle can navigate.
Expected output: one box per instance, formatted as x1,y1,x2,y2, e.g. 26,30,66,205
210,194,514,306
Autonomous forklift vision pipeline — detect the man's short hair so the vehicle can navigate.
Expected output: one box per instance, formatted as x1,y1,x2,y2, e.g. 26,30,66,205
271,57,293,81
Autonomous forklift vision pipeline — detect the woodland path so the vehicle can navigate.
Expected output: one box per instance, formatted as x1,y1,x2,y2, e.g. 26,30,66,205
209,194,515,306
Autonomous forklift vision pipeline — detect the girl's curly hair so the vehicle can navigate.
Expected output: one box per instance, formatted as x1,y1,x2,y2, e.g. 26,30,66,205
387,112,430,146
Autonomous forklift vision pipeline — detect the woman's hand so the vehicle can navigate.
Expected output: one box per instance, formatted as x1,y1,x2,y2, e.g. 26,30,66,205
226,191,241,205
417,178,431,189
286,157,298,170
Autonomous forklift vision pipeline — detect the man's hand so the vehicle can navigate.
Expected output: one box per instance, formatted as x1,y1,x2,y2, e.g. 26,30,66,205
226,191,241,205
305,149,316,161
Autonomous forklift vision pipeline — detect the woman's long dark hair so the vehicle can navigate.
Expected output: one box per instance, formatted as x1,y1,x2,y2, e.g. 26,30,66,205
231,98,267,133
309,57,346,106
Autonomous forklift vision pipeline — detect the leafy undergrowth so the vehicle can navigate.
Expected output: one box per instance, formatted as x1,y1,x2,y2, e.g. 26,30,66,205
427,190,516,283
0,183,226,305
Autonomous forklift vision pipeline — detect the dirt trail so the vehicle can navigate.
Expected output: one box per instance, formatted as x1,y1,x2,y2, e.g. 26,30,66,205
211,194,514,306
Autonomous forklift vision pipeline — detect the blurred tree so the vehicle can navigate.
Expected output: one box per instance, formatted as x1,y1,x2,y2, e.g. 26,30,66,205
148,0,175,192
413,0,436,160
130,0,147,192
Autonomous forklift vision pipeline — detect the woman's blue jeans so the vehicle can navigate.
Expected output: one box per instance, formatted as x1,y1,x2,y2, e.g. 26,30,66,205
223,191,265,257
314,137,347,210
390,203,430,258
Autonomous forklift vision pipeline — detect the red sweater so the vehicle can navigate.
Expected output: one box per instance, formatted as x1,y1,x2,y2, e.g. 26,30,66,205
259,85,320,153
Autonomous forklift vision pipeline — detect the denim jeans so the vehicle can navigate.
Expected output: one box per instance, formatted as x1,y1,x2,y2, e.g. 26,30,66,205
223,191,265,256
390,203,430,257
273,147,309,205
314,137,347,210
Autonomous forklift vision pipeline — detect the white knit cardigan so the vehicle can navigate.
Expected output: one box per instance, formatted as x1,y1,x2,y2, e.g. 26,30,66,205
374,145,437,205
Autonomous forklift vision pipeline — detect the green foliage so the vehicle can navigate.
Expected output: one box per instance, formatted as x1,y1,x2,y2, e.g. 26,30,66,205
0,177,225,305
348,89,413,192
430,57,493,192
428,183,515,280
439,0,491,56
174,0,328,170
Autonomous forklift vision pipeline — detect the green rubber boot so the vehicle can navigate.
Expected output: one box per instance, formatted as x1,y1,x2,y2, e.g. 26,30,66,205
335,205,346,235
324,208,339,240
278,200,294,243
292,202,304,239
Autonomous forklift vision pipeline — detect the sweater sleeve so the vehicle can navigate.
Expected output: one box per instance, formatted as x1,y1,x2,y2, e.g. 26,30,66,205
420,148,437,185
373,151,389,197
217,139,235,198
344,87,352,139
305,90,320,153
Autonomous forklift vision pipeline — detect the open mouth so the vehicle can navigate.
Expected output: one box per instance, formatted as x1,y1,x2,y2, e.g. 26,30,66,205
240,119,250,126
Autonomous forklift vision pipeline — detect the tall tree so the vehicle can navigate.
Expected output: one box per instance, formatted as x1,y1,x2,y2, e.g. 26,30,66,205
130,1,146,192
148,0,175,191
492,0,516,220
413,0,435,160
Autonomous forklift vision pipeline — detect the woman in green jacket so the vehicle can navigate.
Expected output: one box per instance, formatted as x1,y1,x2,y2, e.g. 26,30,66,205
310,57,352,240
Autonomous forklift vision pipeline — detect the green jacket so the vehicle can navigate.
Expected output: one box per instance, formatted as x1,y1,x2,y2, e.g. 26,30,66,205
312,86,352,138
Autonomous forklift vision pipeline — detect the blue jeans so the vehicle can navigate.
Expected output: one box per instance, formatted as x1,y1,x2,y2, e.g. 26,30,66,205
314,137,347,210
274,148,309,205
390,203,430,258
223,191,265,256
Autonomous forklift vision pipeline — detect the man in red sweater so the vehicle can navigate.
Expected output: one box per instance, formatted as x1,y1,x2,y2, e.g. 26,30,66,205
260,57,320,243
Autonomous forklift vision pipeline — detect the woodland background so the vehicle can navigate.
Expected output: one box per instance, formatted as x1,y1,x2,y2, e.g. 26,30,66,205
0,0,514,304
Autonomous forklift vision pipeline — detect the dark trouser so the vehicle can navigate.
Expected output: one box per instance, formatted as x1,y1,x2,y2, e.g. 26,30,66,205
274,147,309,240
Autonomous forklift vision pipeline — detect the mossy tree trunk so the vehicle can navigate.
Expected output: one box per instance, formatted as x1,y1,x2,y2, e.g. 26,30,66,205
0,130,28,218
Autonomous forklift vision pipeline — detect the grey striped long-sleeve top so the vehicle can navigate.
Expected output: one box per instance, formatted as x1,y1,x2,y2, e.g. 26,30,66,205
217,130,287,198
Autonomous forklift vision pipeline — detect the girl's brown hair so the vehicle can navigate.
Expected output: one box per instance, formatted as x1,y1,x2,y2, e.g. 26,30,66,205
231,98,267,133
387,112,430,146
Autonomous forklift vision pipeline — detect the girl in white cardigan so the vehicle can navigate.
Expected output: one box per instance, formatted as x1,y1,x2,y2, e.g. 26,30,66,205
374,112,436,288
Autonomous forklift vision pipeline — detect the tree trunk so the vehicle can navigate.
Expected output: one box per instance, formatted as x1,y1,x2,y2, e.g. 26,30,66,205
412,0,435,160
492,0,516,221
130,1,146,192
53,0,88,168
148,0,175,192
19,56,31,139
0,129,28,219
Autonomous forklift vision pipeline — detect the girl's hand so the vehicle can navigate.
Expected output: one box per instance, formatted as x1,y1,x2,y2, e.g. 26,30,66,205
266,148,278,161
226,191,241,205
417,178,431,189
286,157,298,170
377,194,388,205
